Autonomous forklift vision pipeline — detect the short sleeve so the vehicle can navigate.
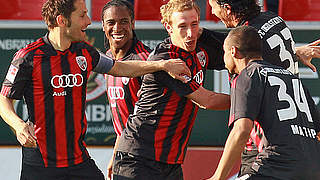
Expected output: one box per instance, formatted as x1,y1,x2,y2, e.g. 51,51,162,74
229,69,265,127
1,51,33,100
198,28,226,70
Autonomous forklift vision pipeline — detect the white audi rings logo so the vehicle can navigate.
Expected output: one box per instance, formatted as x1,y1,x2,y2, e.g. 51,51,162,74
51,74,84,88
108,87,125,100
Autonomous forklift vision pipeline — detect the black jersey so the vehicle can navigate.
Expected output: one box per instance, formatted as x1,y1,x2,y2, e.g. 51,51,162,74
105,35,151,136
229,60,320,179
240,11,299,75
117,31,224,164
0,34,107,167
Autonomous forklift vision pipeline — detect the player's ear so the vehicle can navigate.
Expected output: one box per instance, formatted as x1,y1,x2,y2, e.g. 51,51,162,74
231,46,244,59
164,22,173,34
223,4,232,15
132,19,135,30
231,46,237,58
56,15,67,27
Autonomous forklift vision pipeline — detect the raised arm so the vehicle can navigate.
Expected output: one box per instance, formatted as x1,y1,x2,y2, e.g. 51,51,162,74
108,59,191,83
295,39,320,72
93,52,191,83
0,95,37,148
185,86,230,110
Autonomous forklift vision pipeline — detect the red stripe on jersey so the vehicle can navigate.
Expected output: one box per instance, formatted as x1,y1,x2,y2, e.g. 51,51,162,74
136,42,149,60
135,47,145,61
251,121,264,152
50,55,68,167
167,100,197,163
189,81,200,91
0,86,11,96
137,41,150,59
231,74,239,89
106,75,123,136
14,40,44,60
135,43,148,60
115,76,129,133
32,59,48,167
154,91,180,162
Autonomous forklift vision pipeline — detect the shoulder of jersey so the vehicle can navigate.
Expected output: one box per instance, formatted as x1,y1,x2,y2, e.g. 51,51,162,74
13,38,45,60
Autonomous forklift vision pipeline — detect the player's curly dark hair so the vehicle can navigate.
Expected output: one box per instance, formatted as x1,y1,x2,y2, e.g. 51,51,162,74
41,0,76,29
216,0,260,22
101,0,135,22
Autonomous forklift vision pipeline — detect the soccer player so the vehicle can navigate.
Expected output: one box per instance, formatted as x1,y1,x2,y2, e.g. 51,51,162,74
207,0,320,177
209,25,320,180
208,0,320,75
0,0,191,179
112,0,230,179
100,0,152,179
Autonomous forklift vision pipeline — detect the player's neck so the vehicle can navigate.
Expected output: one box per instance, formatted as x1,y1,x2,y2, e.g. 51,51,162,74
48,29,72,51
110,40,133,60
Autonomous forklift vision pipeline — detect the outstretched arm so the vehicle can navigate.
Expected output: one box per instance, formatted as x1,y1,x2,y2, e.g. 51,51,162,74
296,39,320,72
0,95,37,148
93,53,191,83
108,59,191,83
207,118,253,180
186,86,230,110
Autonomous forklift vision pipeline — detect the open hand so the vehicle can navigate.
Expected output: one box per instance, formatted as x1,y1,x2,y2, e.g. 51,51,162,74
296,39,320,72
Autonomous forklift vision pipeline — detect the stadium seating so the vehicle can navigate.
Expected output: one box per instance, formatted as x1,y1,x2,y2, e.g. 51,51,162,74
205,1,220,22
1,0,320,22
278,0,320,21
134,0,168,20
0,0,44,20
91,0,109,21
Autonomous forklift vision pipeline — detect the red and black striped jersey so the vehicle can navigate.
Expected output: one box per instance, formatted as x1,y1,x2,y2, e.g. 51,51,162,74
104,36,151,136
1,34,101,167
117,32,224,164
229,60,320,179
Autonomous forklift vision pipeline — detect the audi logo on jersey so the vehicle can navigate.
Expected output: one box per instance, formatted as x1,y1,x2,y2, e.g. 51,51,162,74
108,87,125,100
51,74,84,88
194,70,204,85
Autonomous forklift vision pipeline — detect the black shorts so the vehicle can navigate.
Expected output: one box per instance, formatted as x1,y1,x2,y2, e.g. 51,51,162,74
20,158,104,180
112,151,183,180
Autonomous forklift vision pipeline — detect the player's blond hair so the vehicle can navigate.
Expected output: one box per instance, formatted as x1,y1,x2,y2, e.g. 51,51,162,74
160,0,200,25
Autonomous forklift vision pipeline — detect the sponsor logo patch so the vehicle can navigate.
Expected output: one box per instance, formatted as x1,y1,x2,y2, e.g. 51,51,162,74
6,64,18,83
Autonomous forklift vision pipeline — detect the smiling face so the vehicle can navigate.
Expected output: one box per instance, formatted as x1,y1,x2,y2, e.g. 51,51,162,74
63,0,91,41
102,5,134,50
167,8,199,52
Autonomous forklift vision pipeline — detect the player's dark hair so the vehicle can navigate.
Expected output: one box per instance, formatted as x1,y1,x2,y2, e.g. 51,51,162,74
216,0,260,22
227,26,262,59
42,0,76,29
101,0,135,21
